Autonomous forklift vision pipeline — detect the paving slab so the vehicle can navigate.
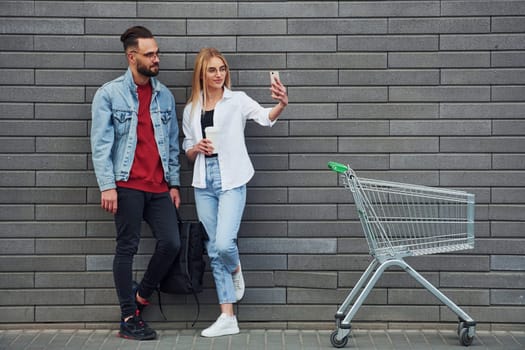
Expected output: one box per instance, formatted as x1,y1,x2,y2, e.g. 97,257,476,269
0,329,523,350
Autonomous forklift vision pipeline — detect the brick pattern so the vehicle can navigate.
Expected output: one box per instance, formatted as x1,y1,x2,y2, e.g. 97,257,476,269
0,0,524,329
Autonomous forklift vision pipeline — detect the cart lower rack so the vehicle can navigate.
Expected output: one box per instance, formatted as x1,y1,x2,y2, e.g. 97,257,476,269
328,162,476,347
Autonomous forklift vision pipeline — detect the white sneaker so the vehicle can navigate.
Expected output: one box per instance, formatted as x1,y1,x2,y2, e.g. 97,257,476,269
201,313,239,337
232,265,245,301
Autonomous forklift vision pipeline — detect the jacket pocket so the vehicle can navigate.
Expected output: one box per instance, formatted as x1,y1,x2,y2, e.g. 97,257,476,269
160,110,172,124
112,110,133,136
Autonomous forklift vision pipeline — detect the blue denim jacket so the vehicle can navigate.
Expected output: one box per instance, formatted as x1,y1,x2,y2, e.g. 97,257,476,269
91,68,180,192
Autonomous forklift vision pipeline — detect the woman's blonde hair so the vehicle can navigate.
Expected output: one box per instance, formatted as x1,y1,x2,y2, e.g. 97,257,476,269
187,48,231,115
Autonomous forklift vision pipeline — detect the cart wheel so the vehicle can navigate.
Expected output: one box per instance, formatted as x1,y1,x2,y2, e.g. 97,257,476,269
330,330,349,348
457,321,465,335
459,327,474,346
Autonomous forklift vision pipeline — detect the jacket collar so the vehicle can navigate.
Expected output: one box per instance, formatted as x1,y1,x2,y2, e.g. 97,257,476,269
191,87,233,119
222,87,233,99
124,67,161,93
200,87,233,101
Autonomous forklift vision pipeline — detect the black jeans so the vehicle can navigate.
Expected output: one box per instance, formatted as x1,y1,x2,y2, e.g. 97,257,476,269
113,187,180,319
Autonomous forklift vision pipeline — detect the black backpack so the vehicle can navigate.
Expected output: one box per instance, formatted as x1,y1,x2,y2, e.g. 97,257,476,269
158,211,208,325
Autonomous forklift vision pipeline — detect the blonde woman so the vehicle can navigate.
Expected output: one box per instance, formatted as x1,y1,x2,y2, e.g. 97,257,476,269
182,48,288,337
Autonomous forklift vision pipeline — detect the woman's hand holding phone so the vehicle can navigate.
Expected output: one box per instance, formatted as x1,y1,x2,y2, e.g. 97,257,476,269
269,71,288,107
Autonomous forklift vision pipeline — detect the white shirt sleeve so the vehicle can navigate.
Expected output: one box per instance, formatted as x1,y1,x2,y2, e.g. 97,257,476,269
240,91,275,127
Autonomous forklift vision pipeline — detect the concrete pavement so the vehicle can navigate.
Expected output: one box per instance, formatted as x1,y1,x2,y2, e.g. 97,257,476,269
1,328,524,349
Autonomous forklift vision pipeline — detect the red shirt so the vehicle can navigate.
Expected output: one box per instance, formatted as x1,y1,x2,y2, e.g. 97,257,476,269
117,82,168,193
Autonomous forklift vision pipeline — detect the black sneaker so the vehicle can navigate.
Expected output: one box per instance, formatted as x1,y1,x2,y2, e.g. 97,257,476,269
118,310,157,341
132,281,149,312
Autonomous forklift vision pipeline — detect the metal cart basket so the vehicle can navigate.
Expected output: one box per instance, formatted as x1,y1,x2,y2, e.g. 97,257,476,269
328,162,476,347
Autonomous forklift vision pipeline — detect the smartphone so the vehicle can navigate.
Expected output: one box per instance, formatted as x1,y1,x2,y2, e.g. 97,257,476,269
270,71,280,84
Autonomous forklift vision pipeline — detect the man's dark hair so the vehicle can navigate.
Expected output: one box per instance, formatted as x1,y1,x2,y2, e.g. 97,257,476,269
120,26,154,51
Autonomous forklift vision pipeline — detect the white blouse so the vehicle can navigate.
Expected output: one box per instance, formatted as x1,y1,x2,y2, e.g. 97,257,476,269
182,88,276,190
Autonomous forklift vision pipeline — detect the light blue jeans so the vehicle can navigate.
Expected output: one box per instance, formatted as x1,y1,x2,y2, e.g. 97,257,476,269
195,157,246,304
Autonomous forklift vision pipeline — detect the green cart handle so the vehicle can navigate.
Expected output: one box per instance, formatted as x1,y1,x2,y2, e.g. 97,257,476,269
328,161,348,173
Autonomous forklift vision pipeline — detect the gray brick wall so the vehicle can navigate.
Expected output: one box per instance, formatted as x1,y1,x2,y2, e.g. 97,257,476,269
0,0,523,331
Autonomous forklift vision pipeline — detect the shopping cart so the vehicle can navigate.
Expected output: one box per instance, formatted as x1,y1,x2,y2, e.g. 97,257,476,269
328,162,476,347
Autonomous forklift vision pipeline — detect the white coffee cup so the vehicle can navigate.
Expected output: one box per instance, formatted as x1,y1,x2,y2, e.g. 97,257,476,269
204,126,221,154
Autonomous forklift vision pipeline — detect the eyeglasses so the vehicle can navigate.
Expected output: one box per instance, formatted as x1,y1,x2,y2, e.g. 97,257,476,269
131,50,160,60
207,66,227,74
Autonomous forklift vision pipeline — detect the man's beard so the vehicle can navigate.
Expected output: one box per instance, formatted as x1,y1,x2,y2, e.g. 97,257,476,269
137,62,159,77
